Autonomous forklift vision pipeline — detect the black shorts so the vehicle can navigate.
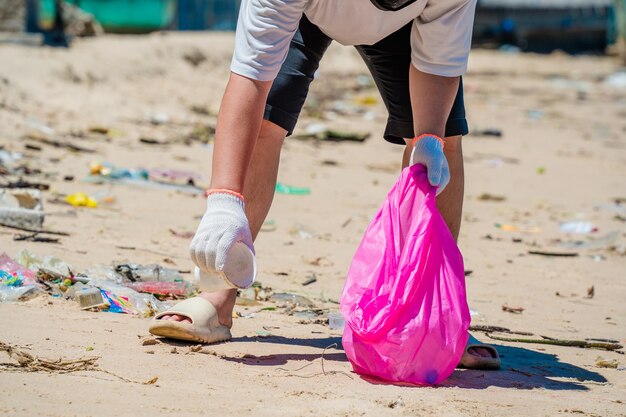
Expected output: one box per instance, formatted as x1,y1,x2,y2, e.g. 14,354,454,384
264,15,469,145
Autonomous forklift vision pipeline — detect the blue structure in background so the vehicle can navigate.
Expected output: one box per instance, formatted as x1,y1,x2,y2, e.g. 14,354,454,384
177,0,241,31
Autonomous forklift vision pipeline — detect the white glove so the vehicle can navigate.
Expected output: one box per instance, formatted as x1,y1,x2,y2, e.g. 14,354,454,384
189,192,254,274
410,135,450,195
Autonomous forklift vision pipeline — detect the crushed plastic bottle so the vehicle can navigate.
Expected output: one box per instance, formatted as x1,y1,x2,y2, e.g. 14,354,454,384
275,183,311,195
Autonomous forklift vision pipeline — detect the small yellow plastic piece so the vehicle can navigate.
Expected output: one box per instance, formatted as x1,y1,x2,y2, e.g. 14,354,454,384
66,192,98,208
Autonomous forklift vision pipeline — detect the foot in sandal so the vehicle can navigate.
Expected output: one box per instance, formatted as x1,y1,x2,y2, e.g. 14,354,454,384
149,290,237,344
457,334,501,370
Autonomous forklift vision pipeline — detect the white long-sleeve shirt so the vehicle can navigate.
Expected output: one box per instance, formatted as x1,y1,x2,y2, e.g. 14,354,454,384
231,0,477,82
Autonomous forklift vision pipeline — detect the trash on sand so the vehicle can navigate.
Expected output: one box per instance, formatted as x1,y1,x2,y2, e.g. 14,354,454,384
560,221,595,234
477,193,506,202
275,183,311,195
169,229,195,239
0,188,45,229
186,123,216,143
388,398,404,409
559,231,619,250
604,71,626,89
16,249,72,276
528,250,579,257
288,224,315,240
270,293,316,308
149,168,202,186
302,274,317,286
585,285,594,299
22,133,95,153
495,223,542,233
125,281,192,297
472,128,502,138
328,311,345,331
65,192,98,208
114,263,182,283
294,126,370,142
502,304,524,314
0,253,37,284
74,287,107,310
146,111,170,125
260,219,277,232
0,285,39,302
595,357,619,369
85,162,204,195
527,109,545,120
89,162,149,180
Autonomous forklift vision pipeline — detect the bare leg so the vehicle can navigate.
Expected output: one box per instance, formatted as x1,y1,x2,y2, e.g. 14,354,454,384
162,120,287,326
404,136,492,359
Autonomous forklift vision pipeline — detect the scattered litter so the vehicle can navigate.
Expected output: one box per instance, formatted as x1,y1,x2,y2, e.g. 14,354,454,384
585,286,594,299
22,133,95,153
388,398,404,409
0,188,44,230
477,193,506,202
146,111,170,125
560,221,595,234
604,71,626,89
495,223,542,233
169,229,195,239
328,311,345,331
528,250,579,257
472,128,502,138
75,287,107,309
270,293,316,308
527,109,544,120
260,219,277,232
559,231,619,250
502,304,524,314
595,357,619,369
65,192,98,208
294,127,370,142
275,183,311,195
288,224,315,240
301,274,317,286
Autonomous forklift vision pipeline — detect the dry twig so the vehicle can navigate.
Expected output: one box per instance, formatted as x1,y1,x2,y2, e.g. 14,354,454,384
0,341,157,384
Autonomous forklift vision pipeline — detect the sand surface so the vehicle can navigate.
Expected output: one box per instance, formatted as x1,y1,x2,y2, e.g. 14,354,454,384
0,32,625,416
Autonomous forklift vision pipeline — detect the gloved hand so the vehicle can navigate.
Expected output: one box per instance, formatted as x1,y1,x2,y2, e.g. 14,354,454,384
189,191,254,274
410,134,450,195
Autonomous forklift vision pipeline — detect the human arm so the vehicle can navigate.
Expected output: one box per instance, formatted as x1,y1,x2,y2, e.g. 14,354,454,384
190,0,306,274
408,0,476,192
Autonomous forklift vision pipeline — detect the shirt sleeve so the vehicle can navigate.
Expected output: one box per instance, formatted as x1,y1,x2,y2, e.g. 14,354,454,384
410,0,477,77
230,0,307,82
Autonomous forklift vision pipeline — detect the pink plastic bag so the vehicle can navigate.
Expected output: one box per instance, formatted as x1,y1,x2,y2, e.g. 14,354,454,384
341,164,470,385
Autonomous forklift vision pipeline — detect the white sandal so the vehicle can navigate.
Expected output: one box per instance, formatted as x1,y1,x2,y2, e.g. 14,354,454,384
149,297,232,344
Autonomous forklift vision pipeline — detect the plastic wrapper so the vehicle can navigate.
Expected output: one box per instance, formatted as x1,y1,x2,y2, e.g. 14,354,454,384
15,249,72,276
88,279,168,317
0,285,39,302
0,252,37,285
341,164,470,385
125,281,194,297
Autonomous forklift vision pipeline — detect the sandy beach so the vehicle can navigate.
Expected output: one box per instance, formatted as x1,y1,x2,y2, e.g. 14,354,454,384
0,32,625,416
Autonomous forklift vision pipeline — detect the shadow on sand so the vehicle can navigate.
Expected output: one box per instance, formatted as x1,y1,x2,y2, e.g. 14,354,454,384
160,335,607,390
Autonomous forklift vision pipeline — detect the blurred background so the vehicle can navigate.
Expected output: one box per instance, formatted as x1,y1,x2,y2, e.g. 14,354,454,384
1,0,625,58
